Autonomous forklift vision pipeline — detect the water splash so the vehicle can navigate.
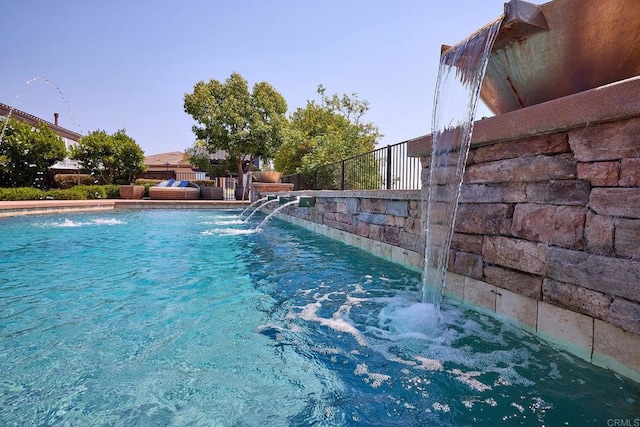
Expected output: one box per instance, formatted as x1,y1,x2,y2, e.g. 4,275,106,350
0,76,83,143
422,18,503,309
256,200,299,230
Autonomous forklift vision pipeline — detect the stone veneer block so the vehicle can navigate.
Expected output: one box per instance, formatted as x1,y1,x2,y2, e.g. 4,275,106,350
590,188,640,219
568,116,640,162
619,158,640,186
615,218,640,259
593,319,640,383
463,277,496,312
537,301,593,361
584,211,614,255
444,272,465,301
495,288,537,332
465,153,576,183
576,161,619,187
483,236,547,275
455,203,512,235
542,278,611,320
547,247,639,301
484,265,542,299
511,204,585,249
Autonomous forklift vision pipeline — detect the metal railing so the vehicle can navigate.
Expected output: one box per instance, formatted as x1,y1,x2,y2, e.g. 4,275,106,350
282,141,421,191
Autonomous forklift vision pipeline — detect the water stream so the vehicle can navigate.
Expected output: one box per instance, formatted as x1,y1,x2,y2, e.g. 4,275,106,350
239,196,268,218
0,76,82,143
256,199,299,230
422,18,503,309
244,199,279,222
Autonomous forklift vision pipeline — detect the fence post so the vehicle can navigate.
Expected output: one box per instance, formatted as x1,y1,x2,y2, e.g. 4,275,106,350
386,145,392,189
340,160,346,190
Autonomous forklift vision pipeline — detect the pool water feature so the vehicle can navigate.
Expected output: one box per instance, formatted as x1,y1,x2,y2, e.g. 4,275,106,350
1,209,639,425
423,18,503,310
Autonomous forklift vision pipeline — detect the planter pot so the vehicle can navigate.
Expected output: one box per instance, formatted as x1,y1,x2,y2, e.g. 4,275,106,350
234,187,249,200
119,185,145,199
252,171,282,183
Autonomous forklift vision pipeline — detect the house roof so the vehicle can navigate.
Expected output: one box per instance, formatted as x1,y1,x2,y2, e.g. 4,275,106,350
0,102,82,142
144,151,192,168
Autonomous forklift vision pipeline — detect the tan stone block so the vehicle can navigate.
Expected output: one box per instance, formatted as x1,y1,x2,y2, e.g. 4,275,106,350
593,320,640,383
537,301,593,361
463,277,496,312
495,288,537,331
444,272,465,301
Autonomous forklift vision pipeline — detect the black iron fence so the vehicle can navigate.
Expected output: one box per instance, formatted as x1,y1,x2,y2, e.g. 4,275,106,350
282,141,421,191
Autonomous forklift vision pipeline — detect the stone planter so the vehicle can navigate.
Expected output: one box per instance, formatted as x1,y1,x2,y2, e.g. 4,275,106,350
119,185,145,199
252,171,282,183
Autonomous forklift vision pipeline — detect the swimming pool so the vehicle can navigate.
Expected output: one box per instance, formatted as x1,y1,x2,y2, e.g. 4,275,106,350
1,209,638,425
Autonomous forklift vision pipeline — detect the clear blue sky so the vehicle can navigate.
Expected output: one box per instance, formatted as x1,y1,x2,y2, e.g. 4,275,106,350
2,1,522,156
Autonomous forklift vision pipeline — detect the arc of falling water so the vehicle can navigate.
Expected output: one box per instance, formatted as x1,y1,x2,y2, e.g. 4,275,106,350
422,17,504,310
244,198,279,222
0,77,83,143
256,199,299,230
239,196,268,219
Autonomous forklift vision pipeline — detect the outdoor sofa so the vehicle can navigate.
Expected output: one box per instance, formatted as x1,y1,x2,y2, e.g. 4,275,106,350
149,179,200,200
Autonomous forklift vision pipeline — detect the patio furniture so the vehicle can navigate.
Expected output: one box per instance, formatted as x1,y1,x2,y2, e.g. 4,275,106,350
149,180,200,200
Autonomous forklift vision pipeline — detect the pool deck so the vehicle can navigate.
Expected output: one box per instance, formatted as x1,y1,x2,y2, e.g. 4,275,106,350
0,199,250,217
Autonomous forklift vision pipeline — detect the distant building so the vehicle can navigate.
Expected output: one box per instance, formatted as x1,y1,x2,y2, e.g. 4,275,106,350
141,151,204,181
141,149,229,181
0,102,82,173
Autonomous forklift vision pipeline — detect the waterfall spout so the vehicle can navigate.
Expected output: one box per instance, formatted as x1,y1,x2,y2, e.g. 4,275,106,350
422,18,503,310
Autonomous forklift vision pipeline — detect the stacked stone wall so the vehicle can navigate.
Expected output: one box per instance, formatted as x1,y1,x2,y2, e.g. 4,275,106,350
440,116,640,336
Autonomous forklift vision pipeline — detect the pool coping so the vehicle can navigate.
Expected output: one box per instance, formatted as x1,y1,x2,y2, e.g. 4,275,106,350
0,199,250,217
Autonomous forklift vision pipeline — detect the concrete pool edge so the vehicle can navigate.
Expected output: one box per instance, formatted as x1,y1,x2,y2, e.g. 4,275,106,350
0,199,250,217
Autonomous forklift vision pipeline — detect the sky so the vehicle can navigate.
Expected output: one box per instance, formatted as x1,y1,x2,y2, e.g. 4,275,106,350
1,0,523,156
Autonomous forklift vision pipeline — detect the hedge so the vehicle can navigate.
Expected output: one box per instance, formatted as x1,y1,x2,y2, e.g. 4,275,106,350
0,185,120,201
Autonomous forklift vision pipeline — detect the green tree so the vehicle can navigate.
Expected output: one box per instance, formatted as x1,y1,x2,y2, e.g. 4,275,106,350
183,72,288,188
0,118,67,188
274,85,381,176
70,129,145,184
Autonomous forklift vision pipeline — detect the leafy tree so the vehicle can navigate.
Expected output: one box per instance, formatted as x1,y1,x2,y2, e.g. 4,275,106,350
274,85,381,176
70,129,145,184
183,72,288,188
0,117,67,188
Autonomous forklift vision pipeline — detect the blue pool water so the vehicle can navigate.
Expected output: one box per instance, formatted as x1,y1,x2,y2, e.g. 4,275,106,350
1,209,638,426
